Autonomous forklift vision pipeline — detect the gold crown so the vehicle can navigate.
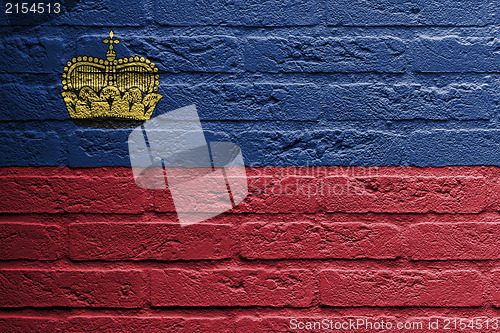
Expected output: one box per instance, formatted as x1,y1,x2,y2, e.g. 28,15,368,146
61,31,162,128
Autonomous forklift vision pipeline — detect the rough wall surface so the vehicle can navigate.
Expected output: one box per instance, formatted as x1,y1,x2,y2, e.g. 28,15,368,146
0,0,500,332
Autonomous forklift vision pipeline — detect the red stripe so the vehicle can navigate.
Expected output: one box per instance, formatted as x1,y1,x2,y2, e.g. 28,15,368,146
1,166,498,214
1,166,499,329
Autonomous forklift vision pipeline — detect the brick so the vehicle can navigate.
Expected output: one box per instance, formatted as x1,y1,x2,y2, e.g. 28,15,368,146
68,316,234,332
236,130,405,167
0,166,134,177
235,317,290,332
326,0,490,26
320,270,484,307
324,83,493,121
410,37,500,72
163,82,493,121
320,176,491,213
495,178,500,212
69,129,131,167
158,83,495,122
0,131,65,166
234,175,319,213
0,175,145,213
149,184,180,213
496,2,500,24
151,269,314,307
0,37,65,73
0,223,64,260
0,84,65,120
245,37,406,73
155,0,319,26
161,84,321,121
147,158,245,214
408,130,500,166
0,270,147,308
77,35,243,73
0,317,63,333
69,223,235,260
54,0,146,26
320,130,406,166
490,270,500,307
407,223,500,260
240,222,401,259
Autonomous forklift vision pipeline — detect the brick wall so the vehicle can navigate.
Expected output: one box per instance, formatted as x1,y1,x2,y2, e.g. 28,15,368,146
0,167,499,331
1,0,500,331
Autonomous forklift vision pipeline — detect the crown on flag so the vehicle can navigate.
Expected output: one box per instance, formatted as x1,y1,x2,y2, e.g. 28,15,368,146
61,31,162,128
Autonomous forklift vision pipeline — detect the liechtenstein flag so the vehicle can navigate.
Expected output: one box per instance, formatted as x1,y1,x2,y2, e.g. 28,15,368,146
1,1,500,331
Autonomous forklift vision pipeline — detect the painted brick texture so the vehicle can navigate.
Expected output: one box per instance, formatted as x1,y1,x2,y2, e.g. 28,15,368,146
1,0,500,331
1,167,500,330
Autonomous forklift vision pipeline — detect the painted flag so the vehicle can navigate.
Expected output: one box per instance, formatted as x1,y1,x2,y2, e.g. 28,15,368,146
1,0,500,331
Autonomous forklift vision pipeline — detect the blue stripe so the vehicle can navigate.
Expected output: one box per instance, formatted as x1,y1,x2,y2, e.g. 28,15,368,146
1,116,499,167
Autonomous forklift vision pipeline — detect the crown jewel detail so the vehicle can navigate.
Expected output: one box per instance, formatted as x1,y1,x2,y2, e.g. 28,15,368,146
61,31,162,128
